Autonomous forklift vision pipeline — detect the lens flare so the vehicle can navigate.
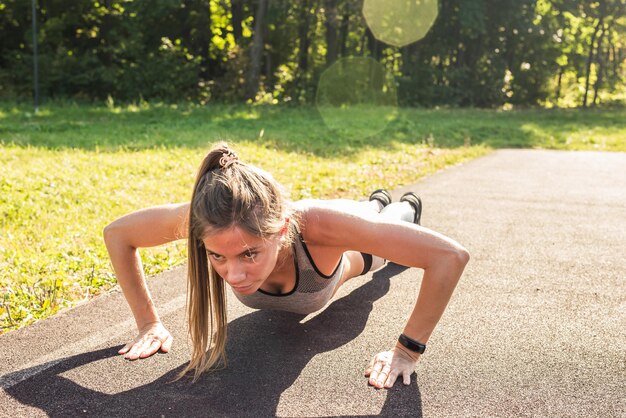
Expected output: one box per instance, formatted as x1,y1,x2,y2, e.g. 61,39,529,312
316,57,398,139
363,0,439,47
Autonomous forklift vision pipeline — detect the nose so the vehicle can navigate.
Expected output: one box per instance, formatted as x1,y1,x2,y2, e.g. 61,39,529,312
223,261,246,286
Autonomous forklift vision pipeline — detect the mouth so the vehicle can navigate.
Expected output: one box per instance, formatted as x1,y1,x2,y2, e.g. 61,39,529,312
231,283,254,293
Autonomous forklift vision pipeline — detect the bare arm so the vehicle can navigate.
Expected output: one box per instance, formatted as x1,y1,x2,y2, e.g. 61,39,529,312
299,200,469,387
103,202,189,359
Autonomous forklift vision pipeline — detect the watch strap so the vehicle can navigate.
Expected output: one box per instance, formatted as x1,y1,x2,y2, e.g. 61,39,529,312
398,333,426,354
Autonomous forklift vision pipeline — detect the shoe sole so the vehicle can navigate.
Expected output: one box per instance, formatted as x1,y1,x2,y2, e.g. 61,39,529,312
369,189,392,208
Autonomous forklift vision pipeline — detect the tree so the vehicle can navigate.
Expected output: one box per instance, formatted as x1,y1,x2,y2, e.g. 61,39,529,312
0,0,624,106
245,0,268,100
324,0,339,65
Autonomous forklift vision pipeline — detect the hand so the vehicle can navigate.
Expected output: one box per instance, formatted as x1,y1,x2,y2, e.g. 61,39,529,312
365,346,419,389
118,321,173,360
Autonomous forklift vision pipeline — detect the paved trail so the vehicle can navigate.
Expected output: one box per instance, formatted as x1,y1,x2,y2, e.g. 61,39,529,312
1,149,624,417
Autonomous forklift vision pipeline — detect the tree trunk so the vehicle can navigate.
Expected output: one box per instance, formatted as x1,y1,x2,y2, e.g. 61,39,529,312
401,43,418,75
604,26,618,92
339,12,350,57
609,35,617,84
265,46,272,82
324,0,338,65
296,0,312,75
555,66,563,103
180,1,212,79
365,27,381,60
582,15,603,108
198,0,212,79
231,0,243,45
246,0,268,100
592,22,608,106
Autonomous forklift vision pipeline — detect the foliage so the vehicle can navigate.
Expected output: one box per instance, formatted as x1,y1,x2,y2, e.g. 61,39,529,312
0,0,624,107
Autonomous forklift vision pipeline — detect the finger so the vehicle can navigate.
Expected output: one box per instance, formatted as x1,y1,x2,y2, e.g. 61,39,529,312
138,335,162,357
139,338,162,358
118,343,132,355
368,356,376,368
127,336,153,360
364,362,375,377
384,371,399,389
369,359,385,385
125,343,142,360
402,371,411,386
372,361,384,374
130,340,150,359
369,369,380,387
368,371,377,384
376,364,391,388
160,335,173,353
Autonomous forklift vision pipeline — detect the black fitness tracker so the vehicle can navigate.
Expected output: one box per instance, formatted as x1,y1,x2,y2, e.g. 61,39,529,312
398,333,426,354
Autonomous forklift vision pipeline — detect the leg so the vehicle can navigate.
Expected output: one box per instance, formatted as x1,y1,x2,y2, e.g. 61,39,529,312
362,199,384,213
347,191,416,278
332,194,388,291
368,189,392,212
379,201,415,223
333,250,386,294
326,198,383,217
380,192,422,224
361,195,421,275
353,190,394,275
360,252,386,273
334,191,421,293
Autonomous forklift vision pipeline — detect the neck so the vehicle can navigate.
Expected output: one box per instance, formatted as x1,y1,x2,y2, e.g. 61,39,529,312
261,244,295,294
274,244,293,273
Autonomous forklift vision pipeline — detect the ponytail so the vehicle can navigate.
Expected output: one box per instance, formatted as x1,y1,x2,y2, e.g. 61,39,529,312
177,142,295,382
177,143,230,382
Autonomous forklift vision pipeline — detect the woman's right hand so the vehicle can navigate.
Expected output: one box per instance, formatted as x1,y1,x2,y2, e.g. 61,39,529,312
118,321,173,360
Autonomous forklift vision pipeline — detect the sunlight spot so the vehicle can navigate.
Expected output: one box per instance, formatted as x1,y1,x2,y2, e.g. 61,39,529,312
363,0,439,47
316,57,398,139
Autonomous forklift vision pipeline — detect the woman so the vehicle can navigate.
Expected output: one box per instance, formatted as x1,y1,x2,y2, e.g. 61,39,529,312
103,142,469,389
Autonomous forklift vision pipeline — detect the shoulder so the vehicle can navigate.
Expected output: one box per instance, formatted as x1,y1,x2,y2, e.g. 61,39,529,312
291,198,378,248
290,199,469,270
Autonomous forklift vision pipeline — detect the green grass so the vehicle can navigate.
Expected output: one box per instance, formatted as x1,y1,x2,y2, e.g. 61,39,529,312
1,101,625,333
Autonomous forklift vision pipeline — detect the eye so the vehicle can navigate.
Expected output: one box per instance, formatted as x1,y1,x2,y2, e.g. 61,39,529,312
208,252,224,262
243,250,257,261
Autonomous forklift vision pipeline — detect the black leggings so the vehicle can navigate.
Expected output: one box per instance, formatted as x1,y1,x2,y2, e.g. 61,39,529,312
358,198,414,275
360,253,374,276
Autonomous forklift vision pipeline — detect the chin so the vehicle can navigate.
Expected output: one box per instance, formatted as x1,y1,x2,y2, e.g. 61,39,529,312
232,283,258,294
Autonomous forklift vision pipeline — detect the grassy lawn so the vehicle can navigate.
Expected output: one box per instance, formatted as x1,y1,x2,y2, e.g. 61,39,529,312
1,101,625,333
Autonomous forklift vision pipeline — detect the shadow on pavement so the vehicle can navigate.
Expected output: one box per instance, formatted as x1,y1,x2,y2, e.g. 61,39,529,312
4,263,422,417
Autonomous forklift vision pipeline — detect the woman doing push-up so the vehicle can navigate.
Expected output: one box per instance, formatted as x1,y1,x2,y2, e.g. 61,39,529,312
103,142,469,389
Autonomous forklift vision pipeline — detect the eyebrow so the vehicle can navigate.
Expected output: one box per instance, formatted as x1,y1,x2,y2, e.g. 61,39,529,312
205,247,260,257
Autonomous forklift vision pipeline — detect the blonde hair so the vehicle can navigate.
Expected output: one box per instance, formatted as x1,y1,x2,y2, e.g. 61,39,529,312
178,142,296,382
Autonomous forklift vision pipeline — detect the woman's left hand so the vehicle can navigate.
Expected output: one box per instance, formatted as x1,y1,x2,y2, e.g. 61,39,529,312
365,346,419,389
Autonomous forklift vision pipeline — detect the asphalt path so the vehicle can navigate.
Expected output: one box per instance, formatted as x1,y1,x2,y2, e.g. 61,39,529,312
1,149,625,417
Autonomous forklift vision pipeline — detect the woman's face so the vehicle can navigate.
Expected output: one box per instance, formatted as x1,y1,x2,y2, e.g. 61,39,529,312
202,226,282,294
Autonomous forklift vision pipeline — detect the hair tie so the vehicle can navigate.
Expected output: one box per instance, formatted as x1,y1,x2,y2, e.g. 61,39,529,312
219,151,239,169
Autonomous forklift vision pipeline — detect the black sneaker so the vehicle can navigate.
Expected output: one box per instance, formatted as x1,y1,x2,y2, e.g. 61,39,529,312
399,192,422,225
369,189,392,209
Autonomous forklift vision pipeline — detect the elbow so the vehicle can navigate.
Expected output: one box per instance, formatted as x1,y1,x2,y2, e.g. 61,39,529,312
103,221,122,247
103,221,136,255
103,222,114,247
455,246,470,269
441,246,470,278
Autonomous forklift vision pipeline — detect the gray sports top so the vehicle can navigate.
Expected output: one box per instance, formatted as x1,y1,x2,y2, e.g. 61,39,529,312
232,227,344,315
